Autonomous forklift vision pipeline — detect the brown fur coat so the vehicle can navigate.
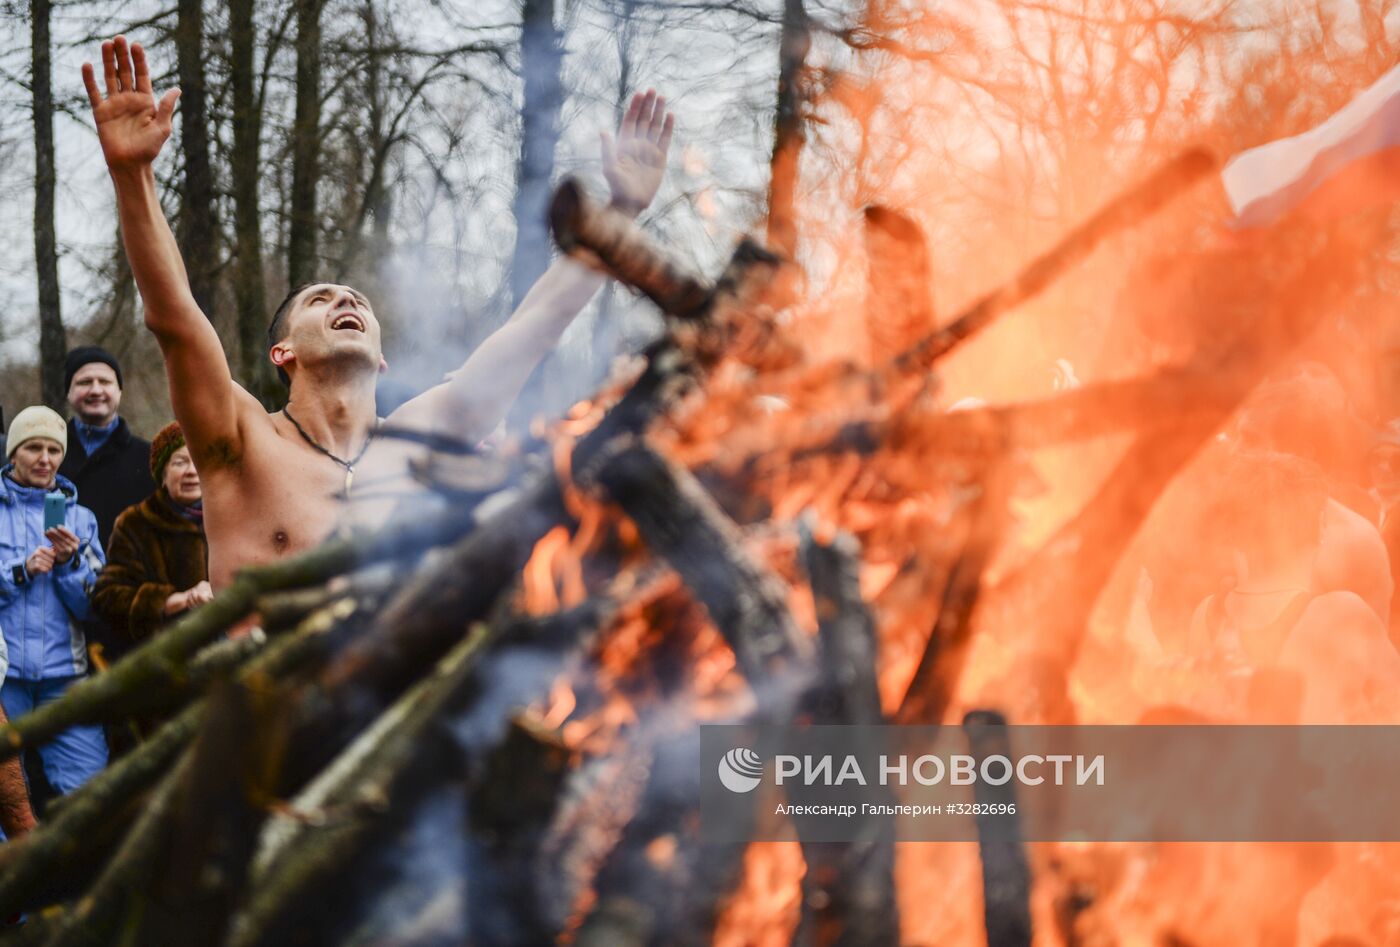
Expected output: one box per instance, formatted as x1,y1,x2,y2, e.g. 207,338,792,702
92,488,208,645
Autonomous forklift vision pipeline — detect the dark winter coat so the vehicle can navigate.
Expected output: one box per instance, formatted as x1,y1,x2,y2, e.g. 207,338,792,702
57,417,154,551
92,487,208,646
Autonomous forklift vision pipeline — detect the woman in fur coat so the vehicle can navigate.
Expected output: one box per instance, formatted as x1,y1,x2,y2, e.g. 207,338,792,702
93,422,210,645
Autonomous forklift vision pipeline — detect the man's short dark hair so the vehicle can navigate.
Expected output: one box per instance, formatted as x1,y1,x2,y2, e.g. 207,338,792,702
267,283,319,389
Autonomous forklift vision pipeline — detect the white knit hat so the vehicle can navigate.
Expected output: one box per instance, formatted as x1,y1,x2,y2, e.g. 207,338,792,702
7,406,67,458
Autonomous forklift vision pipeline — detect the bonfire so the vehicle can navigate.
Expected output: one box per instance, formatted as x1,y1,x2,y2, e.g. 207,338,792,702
0,129,1390,945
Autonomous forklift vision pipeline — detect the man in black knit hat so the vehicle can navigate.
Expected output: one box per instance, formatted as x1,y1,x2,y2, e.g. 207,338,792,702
57,345,154,551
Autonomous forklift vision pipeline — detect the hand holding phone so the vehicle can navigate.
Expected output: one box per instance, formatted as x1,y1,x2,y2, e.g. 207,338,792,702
44,527,80,565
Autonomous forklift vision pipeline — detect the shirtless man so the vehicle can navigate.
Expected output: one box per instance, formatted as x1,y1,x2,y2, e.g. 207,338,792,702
84,36,674,587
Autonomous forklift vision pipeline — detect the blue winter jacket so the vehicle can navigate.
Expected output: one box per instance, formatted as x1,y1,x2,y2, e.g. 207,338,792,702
0,467,104,679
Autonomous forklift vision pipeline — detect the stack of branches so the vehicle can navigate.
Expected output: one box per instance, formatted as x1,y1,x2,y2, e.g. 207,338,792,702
0,184,869,946
0,144,1357,946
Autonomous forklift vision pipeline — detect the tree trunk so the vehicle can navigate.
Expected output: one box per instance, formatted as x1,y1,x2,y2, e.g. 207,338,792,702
510,0,563,310
766,0,810,260
289,0,324,287
504,0,566,429
32,0,66,409
229,0,276,405
176,0,219,319
335,0,390,279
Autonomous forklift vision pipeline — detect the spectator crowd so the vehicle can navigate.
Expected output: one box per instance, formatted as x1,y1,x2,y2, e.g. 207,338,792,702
0,346,208,836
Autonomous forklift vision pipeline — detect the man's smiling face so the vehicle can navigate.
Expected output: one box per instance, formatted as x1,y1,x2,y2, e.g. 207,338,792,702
272,283,385,382
67,363,121,426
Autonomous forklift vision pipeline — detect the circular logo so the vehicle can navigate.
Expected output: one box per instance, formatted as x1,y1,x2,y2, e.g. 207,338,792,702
718,747,764,793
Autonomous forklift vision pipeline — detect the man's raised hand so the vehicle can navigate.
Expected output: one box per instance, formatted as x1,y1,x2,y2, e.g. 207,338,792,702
82,36,180,172
601,90,675,217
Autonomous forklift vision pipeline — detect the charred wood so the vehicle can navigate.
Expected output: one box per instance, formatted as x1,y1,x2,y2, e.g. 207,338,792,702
549,178,779,332
801,526,884,726
550,177,713,320
575,725,711,947
589,442,813,687
963,710,1032,947
795,528,898,946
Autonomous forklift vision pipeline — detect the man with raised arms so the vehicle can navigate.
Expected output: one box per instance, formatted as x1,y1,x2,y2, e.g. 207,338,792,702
84,36,674,588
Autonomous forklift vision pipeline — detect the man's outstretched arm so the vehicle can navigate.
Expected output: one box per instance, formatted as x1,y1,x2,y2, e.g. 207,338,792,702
389,92,676,442
83,37,245,466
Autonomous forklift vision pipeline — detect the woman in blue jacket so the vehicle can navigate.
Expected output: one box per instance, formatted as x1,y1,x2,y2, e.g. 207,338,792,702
0,406,108,794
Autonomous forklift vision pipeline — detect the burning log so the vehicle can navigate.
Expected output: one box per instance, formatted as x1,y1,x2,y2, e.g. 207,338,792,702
549,176,780,372
466,712,575,943
990,226,1364,723
963,710,1032,947
795,527,899,946
779,361,1241,468
898,461,1016,724
536,740,654,935
588,441,813,687
567,441,821,945
887,148,1216,376
551,177,714,320
802,525,886,726
863,205,936,366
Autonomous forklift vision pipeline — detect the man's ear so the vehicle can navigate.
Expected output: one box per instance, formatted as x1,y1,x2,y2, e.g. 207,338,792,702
270,344,294,369
378,355,389,375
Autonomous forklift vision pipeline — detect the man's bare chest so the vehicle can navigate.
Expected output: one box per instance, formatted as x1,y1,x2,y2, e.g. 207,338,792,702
202,443,352,560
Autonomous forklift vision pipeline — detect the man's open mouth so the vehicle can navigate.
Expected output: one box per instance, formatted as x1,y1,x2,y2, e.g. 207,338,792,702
331,311,366,332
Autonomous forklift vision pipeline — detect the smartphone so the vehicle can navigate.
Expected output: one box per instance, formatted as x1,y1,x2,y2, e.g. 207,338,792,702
43,492,66,531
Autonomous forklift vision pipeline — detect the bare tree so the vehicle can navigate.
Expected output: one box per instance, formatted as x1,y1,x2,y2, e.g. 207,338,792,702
229,0,277,406
766,0,809,260
289,0,324,286
175,0,219,318
510,0,564,309
31,0,65,408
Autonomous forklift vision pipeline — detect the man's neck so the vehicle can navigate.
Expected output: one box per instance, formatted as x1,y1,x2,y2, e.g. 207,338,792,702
283,377,378,458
